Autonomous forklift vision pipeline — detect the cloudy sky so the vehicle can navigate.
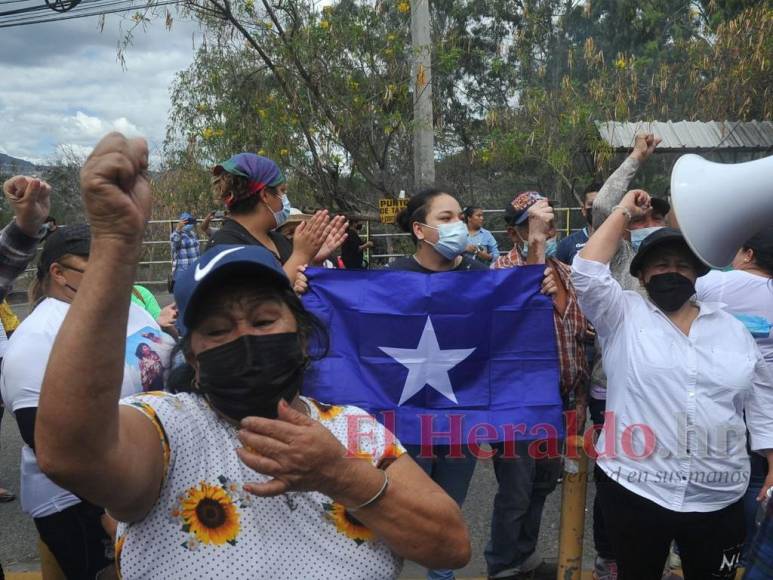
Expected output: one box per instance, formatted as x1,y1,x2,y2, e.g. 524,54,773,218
0,13,204,165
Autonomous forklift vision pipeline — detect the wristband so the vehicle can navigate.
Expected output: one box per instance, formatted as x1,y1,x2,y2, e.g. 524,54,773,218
348,470,389,512
611,205,632,222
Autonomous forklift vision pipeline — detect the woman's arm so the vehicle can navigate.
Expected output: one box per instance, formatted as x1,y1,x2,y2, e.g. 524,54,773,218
35,133,164,522
237,401,471,570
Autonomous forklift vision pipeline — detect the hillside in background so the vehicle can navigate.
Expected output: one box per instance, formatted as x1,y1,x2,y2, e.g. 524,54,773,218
0,152,38,173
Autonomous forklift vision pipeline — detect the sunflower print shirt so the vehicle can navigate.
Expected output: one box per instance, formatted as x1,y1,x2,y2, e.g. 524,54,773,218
115,392,406,580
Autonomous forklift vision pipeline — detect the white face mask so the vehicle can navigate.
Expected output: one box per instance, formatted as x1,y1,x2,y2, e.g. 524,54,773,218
420,221,469,260
631,226,663,251
269,194,292,229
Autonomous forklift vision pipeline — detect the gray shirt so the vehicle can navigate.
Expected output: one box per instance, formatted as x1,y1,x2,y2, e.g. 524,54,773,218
588,155,645,393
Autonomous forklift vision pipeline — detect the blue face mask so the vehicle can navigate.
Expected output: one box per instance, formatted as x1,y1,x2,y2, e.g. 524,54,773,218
518,237,557,259
183,223,195,233
270,194,292,229
422,221,469,260
631,226,663,251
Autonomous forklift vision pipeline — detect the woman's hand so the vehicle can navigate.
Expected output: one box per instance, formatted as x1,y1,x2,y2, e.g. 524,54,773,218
292,210,332,262
619,189,651,222
237,400,367,500
3,175,51,237
293,265,309,296
79,132,152,249
758,460,773,502
314,215,348,264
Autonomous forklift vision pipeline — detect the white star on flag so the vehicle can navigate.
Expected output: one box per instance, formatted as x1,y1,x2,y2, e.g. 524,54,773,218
379,317,476,406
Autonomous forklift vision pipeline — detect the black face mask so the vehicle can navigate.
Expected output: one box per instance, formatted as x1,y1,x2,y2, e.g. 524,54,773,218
196,333,307,422
585,208,593,226
644,272,696,313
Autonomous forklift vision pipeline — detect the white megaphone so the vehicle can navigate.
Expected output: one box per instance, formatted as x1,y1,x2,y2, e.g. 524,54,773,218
670,153,773,269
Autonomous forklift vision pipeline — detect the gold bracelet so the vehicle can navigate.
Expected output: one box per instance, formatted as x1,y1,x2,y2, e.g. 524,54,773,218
611,205,632,222
348,470,389,512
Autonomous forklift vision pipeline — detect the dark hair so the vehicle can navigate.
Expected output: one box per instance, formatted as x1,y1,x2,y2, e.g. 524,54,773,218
744,227,773,277
583,182,603,200
166,274,330,394
44,216,56,225
395,188,451,242
462,206,482,223
135,342,151,358
213,173,282,215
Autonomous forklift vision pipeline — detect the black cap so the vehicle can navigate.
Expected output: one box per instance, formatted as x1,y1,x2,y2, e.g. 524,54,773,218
629,227,710,278
38,224,91,279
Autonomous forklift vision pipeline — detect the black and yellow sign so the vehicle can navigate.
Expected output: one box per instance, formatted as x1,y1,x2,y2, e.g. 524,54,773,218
379,198,409,224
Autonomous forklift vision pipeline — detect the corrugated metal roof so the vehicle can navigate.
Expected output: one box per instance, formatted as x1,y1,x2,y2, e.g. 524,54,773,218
595,121,773,150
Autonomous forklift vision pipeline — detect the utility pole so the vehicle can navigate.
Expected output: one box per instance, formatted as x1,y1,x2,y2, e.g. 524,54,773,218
411,0,435,189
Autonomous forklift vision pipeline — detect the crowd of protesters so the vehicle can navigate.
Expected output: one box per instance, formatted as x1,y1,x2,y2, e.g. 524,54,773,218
0,130,771,580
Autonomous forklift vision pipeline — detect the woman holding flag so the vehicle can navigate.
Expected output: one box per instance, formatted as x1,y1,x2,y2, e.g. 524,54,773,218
390,188,486,580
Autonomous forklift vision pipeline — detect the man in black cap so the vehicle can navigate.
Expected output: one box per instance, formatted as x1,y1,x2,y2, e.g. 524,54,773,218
29,223,91,304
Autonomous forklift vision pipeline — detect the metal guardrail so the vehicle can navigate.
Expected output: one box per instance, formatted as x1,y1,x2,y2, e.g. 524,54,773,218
10,209,584,300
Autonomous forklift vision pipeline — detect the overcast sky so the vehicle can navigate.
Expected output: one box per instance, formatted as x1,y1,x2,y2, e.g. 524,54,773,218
0,15,203,165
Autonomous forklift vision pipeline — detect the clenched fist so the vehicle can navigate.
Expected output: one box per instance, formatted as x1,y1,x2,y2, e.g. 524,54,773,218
80,132,152,248
3,175,51,238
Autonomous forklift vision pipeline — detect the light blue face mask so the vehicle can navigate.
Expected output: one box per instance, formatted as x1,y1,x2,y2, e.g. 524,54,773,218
183,224,195,233
518,237,558,258
631,226,663,251
270,194,292,229
421,221,469,260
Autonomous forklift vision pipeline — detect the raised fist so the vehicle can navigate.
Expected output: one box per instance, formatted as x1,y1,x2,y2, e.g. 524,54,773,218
631,133,662,162
3,175,51,238
80,132,152,248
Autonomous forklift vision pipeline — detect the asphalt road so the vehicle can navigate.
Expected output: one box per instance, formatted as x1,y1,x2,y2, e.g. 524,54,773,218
0,296,597,577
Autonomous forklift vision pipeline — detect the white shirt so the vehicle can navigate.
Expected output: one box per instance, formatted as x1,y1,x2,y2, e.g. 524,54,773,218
0,297,173,518
696,269,773,366
572,256,773,512
115,392,405,579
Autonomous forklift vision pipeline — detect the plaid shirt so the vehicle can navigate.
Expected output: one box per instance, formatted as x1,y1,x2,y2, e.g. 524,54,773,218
170,230,201,275
492,248,589,404
0,220,42,302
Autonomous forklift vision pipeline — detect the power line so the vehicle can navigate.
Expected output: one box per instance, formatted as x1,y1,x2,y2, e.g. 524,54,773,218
0,0,180,27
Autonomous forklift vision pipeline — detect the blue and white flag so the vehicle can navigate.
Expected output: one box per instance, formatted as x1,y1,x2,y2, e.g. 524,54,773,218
301,267,563,445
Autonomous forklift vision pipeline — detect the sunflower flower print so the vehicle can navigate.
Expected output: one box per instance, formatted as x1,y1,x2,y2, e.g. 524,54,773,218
323,501,375,545
176,481,241,547
310,399,344,421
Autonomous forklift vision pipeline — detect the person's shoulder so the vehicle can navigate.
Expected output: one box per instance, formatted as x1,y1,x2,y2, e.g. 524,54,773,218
211,220,254,246
11,298,65,339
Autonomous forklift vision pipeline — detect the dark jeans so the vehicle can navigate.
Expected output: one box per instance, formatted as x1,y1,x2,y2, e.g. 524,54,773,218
743,451,769,564
596,468,744,580
34,500,113,579
484,440,562,576
588,396,615,560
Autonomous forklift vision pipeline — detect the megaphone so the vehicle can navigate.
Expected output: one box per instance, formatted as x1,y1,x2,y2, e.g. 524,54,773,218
670,153,773,269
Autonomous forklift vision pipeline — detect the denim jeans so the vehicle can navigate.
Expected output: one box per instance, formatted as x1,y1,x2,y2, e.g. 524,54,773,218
403,444,477,580
484,440,562,577
742,451,769,565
